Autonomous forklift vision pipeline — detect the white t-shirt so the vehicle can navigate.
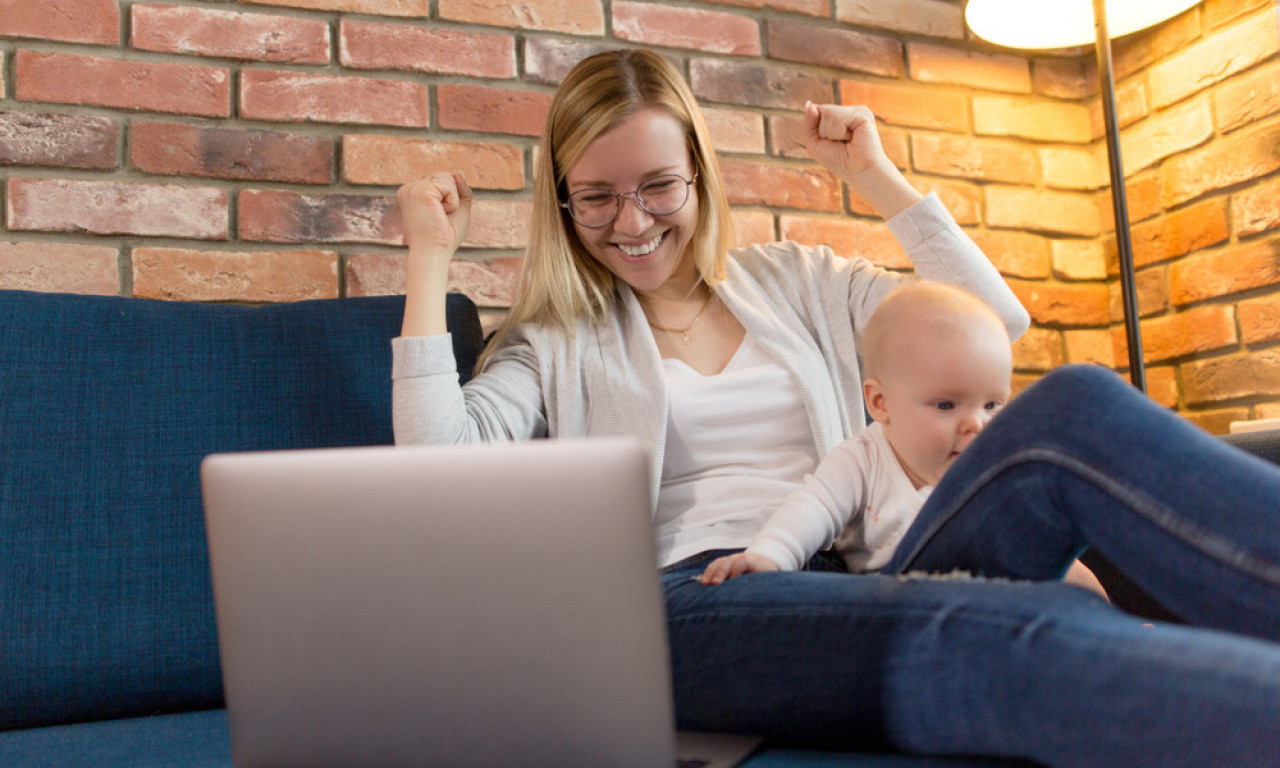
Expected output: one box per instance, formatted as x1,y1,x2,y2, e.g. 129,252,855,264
749,422,932,572
654,333,821,567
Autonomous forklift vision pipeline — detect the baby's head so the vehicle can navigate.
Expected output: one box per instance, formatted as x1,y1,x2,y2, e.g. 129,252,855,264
862,282,1013,489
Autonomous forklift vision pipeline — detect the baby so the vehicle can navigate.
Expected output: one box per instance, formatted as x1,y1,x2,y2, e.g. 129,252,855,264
701,282,1027,583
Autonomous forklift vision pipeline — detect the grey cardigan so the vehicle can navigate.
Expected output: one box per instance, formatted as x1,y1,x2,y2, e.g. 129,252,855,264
392,193,1030,510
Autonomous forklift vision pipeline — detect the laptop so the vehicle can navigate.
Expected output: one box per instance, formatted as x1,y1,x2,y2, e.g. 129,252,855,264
201,437,760,768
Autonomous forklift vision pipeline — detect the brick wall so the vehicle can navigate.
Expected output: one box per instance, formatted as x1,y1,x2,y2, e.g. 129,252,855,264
1,0,1278,429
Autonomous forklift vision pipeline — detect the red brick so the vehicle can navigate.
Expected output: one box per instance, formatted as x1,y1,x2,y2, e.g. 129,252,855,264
463,200,532,250
907,43,1031,94
0,241,119,295
779,215,909,269
132,247,338,302
439,0,604,35
1143,366,1180,410
911,134,1038,185
767,19,903,78
1110,173,1164,227
1182,349,1280,405
131,5,329,63
910,178,980,226
446,258,523,306
1170,238,1280,305
523,39,620,86
1138,305,1238,364
1009,279,1111,326
1118,97,1212,175
238,190,402,245
15,51,230,118
1112,267,1170,321
1234,175,1280,238
6,178,227,239
131,122,333,184
1111,9,1202,82
437,85,552,137
840,79,968,132
346,252,522,307
0,0,118,44
1239,292,1280,344
704,108,766,155
986,187,1100,237
969,230,1052,280
1186,408,1257,435
1087,79,1151,136
614,2,760,56
1010,372,1039,398
1012,327,1065,372
343,135,523,189
692,58,830,111
339,21,515,77
240,70,429,128
834,0,965,40
1063,328,1116,367
700,0,826,18
731,210,776,247
0,112,119,169
1215,59,1280,134
1160,122,1280,207
240,0,431,15
1040,146,1104,191
1124,197,1230,269
720,159,842,212
1051,239,1107,281
1032,58,1091,100
973,95,1092,144
1148,11,1280,109
1205,0,1272,29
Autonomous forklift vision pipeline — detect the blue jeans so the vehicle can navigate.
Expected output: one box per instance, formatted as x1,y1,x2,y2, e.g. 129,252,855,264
665,365,1280,767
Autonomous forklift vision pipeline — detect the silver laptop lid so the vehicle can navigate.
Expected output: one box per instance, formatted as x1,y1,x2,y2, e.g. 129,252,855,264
202,437,674,768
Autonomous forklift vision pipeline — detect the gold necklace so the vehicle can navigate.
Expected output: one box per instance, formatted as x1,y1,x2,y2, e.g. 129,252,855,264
647,290,714,345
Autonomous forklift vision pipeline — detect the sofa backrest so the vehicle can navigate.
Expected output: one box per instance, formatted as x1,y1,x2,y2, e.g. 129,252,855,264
0,290,484,730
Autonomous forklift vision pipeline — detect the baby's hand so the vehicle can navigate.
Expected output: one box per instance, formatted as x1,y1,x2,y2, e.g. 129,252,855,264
700,552,780,586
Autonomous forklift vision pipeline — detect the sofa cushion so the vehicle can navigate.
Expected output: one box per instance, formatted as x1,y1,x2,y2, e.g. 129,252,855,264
0,708,1030,768
0,709,230,768
0,291,483,730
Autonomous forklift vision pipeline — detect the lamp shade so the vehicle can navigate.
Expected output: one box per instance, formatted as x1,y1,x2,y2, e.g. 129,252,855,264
965,0,1200,49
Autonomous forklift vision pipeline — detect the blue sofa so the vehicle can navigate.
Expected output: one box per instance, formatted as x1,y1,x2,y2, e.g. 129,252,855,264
1,288,1271,767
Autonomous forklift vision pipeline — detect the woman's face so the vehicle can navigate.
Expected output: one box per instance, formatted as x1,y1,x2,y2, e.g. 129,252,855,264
563,107,700,296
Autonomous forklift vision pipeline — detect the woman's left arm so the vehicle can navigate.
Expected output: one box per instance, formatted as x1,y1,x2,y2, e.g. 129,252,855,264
804,102,1029,340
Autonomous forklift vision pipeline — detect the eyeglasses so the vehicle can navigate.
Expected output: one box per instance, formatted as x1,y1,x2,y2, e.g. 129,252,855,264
560,173,697,228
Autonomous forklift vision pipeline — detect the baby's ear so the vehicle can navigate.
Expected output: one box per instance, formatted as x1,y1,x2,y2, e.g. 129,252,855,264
864,378,890,423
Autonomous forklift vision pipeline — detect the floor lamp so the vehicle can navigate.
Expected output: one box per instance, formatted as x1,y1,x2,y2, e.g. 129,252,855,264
965,0,1201,392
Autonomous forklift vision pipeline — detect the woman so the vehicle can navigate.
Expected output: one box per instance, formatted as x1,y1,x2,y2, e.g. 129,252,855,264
393,49,1280,767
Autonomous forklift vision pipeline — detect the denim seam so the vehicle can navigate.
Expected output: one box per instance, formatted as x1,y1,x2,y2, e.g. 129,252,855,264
901,446,1280,587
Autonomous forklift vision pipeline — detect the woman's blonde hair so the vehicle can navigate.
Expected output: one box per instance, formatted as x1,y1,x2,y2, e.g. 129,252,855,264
478,48,734,368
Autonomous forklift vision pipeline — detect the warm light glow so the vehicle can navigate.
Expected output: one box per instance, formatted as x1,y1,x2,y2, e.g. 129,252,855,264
965,0,1201,49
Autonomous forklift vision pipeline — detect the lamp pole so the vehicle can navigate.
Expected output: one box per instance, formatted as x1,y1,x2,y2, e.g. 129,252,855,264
1093,0,1147,391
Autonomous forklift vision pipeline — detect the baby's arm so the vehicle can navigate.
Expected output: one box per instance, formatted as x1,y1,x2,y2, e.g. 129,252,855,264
699,552,781,585
701,438,872,585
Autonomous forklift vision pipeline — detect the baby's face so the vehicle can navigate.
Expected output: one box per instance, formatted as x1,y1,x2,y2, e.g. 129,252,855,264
872,318,1012,489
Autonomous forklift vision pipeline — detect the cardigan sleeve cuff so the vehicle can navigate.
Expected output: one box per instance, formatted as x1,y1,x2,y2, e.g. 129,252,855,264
884,191,951,250
391,334,458,379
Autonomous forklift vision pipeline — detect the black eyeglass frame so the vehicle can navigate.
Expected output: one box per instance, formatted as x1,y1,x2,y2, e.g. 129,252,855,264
559,173,698,229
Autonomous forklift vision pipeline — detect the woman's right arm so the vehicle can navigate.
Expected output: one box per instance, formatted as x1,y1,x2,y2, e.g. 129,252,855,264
398,172,473,338
393,172,548,446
